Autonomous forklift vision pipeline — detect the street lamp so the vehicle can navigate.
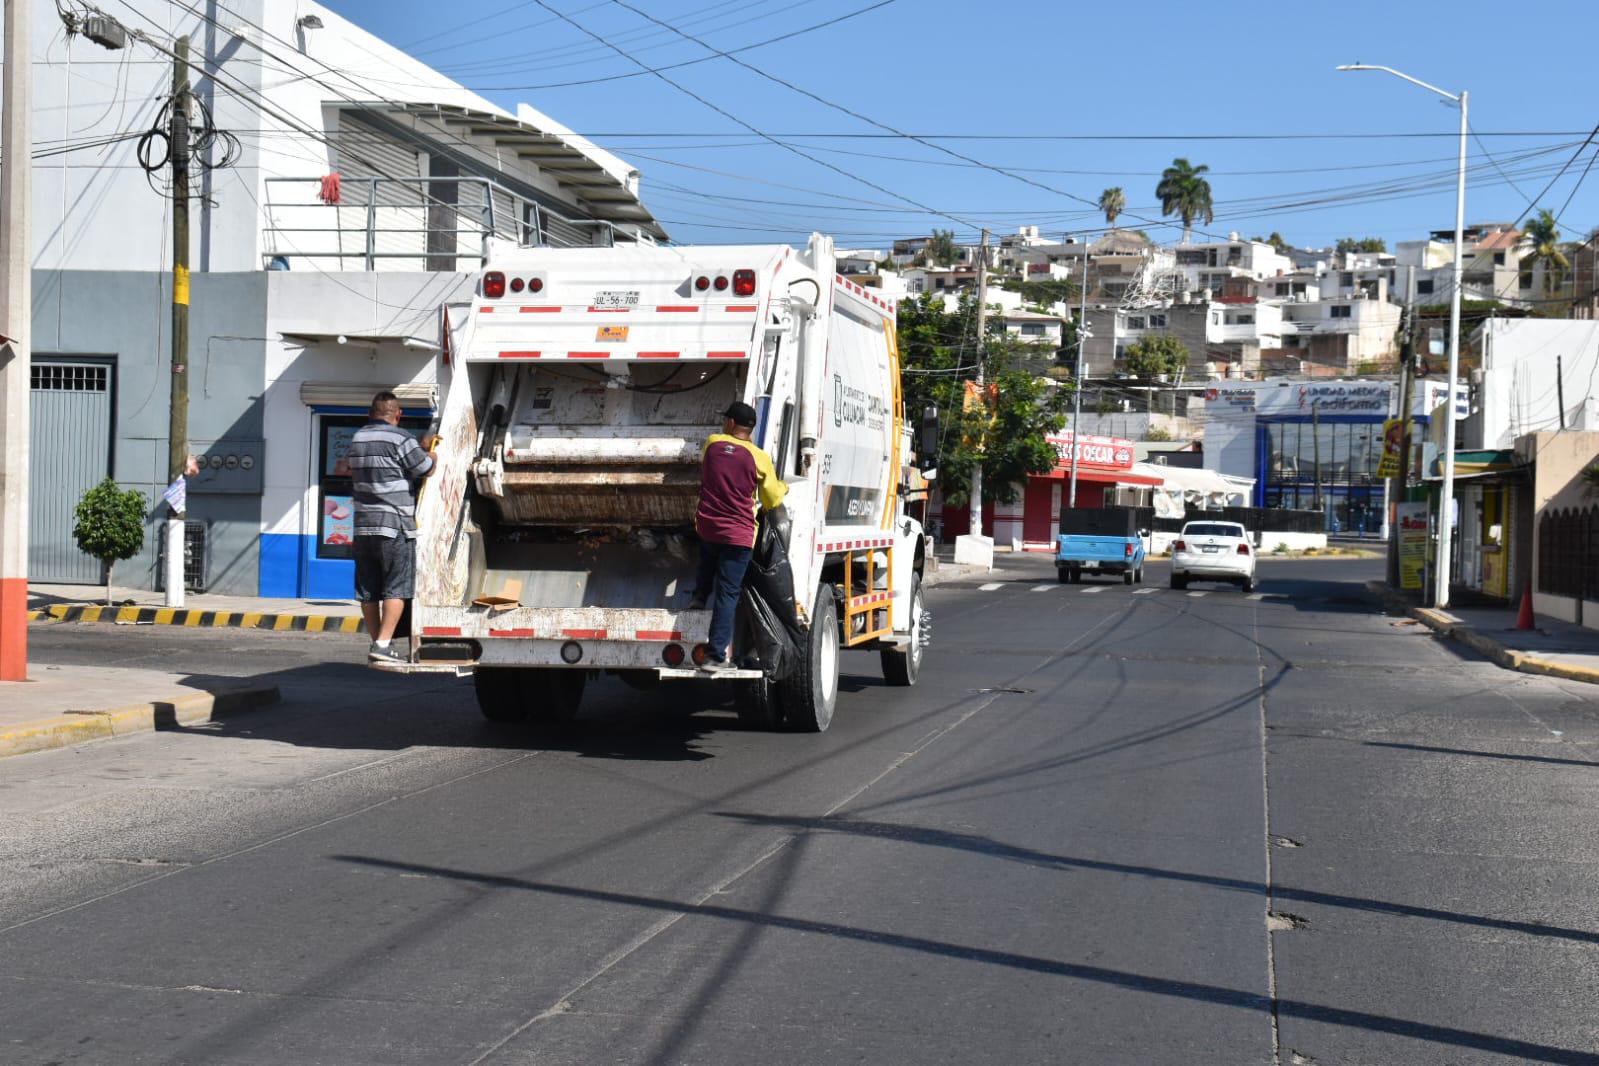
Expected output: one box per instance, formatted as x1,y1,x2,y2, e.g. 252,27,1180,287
1337,64,1466,608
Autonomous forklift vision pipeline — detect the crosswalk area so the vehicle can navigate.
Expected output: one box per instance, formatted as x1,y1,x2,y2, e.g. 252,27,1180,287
949,579,1284,603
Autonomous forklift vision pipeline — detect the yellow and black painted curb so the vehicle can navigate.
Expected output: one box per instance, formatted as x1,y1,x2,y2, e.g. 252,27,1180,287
27,604,363,633
0,684,281,761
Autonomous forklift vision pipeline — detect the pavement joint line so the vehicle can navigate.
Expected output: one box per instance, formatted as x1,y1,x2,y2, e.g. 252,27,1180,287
0,685,281,762
1133,588,1159,595
1364,580,1599,687
27,603,363,634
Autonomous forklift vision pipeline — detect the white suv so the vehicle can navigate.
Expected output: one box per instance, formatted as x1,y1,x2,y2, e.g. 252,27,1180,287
1171,521,1256,592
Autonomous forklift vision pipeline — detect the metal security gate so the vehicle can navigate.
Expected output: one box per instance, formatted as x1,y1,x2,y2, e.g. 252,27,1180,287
29,359,114,583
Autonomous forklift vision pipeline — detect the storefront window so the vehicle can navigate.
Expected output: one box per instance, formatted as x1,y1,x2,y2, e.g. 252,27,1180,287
315,414,429,559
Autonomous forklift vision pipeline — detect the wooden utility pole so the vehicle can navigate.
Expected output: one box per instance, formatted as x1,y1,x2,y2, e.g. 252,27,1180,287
0,0,33,679
163,36,192,607
969,229,989,538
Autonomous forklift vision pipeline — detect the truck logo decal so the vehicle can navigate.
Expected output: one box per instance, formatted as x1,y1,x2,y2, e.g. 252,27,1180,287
832,374,887,431
595,325,629,342
824,485,882,523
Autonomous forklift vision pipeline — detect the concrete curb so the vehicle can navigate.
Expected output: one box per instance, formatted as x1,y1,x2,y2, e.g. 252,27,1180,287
1364,580,1599,687
0,684,281,761
28,603,361,633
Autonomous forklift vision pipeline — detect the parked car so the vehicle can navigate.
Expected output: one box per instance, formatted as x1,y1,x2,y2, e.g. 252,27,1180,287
1056,506,1148,585
1170,521,1255,591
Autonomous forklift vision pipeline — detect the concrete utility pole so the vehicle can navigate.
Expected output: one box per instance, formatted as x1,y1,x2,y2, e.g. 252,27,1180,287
969,228,989,538
1557,354,1566,429
163,37,192,608
1067,243,1090,507
1389,284,1416,588
0,0,33,680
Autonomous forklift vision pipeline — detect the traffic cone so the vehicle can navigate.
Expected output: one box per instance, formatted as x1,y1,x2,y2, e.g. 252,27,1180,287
1514,587,1536,631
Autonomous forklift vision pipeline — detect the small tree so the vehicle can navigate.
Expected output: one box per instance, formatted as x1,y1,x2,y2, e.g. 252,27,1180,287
927,229,960,267
1335,236,1387,255
73,478,147,605
1123,334,1189,381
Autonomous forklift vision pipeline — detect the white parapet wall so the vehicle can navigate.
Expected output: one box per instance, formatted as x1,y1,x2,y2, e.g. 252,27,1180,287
953,534,995,571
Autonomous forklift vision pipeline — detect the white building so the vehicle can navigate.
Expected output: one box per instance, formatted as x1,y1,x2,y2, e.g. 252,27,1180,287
17,0,663,596
1467,319,1599,447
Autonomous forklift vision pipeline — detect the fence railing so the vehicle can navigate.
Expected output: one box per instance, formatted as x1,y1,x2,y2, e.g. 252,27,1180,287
1538,506,1599,601
261,176,645,271
1150,506,1326,535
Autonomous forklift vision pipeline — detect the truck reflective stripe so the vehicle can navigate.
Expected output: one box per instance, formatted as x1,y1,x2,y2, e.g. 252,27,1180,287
657,306,697,312
726,305,757,313
637,351,680,359
422,626,462,636
562,628,607,639
499,350,541,359
635,630,684,641
566,352,609,359
520,306,561,313
488,628,536,638
707,351,746,359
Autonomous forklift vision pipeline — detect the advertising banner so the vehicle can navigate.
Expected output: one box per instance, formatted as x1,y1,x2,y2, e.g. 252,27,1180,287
1397,501,1428,591
1376,418,1405,479
1253,380,1393,418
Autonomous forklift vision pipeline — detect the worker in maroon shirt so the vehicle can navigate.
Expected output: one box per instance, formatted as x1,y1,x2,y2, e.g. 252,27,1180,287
692,401,788,673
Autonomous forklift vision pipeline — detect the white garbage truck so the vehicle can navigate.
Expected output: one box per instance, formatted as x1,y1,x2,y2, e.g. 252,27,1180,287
376,233,935,732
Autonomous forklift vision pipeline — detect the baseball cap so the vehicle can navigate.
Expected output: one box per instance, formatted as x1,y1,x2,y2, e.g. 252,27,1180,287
723,401,759,428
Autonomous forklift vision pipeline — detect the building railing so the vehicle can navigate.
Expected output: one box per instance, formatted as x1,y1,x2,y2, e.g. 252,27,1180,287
261,176,647,271
1538,506,1599,601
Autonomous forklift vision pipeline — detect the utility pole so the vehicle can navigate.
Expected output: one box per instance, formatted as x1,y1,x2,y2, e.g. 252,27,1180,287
1312,400,1323,515
969,228,989,539
1068,242,1090,507
0,0,33,680
1390,279,1416,588
163,37,192,608
1557,354,1566,429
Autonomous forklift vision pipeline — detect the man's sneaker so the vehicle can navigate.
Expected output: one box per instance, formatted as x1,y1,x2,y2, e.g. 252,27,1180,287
368,643,407,664
687,597,707,611
698,657,735,675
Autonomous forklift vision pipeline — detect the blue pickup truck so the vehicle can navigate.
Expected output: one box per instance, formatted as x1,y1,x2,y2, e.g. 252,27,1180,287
1056,506,1148,585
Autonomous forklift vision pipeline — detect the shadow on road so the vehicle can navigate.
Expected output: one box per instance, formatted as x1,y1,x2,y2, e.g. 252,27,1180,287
327,852,1599,1066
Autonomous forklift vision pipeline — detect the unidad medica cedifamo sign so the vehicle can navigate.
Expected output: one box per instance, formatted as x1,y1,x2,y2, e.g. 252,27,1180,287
1047,432,1136,472
1250,380,1394,418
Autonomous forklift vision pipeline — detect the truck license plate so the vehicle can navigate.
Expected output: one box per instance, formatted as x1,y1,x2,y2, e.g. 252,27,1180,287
593,290,640,309
1083,561,1098,568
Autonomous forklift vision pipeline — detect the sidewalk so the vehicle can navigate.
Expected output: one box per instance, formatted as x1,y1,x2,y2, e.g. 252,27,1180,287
0,663,280,760
1367,581,1599,686
28,583,362,632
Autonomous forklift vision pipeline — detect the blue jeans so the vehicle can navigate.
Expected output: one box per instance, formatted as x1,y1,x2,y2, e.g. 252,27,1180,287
696,541,752,663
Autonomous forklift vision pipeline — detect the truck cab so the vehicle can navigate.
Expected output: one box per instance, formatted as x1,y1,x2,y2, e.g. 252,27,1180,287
1055,506,1149,585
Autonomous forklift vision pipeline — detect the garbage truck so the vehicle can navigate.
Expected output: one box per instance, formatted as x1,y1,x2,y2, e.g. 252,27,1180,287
374,233,935,733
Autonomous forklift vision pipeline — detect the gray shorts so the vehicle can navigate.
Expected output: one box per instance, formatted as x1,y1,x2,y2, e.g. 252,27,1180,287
353,535,415,602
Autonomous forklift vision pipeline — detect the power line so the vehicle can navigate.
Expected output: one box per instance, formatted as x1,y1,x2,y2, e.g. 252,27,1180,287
525,0,982,231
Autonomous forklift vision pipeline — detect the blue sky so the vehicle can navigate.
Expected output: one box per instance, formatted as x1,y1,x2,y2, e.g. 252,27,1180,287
330,0,1598,251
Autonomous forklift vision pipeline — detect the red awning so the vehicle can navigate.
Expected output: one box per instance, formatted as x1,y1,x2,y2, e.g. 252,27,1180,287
1031,467,1163,487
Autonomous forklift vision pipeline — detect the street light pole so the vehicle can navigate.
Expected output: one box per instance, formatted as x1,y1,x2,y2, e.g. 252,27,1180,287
1337,64,1466,608
1068,242,1090,507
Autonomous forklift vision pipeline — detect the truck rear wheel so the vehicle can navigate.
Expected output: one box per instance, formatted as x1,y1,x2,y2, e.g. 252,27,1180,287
880,575,925,687
473,667,584,727
781,583,839,733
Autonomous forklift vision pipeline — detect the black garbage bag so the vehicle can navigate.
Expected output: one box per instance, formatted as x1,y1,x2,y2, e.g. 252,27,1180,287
733,507,803,679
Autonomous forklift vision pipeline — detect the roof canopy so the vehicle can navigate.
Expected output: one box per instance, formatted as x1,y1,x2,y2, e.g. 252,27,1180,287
342,102,665,240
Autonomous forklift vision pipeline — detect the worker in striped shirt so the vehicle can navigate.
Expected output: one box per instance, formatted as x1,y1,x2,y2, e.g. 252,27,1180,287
349,392,437,663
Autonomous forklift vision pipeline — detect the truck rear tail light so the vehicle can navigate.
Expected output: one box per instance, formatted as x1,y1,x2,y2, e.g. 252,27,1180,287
1237,543,1251,555
732,269,756,297
691,644,709,666
694,276,711,292
528,277,544,293
713,275,729,292
560,641,583,664
1124,543,1134,558
483,271,506,299
509,277,525,293
1173,539,1186,552
662,644,685,668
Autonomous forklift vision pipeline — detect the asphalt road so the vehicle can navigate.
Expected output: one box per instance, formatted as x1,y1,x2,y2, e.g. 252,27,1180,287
6,556,1599,1065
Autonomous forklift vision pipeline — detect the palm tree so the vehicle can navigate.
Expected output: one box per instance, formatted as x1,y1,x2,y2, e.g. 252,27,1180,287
1155,158,1214,244
1098,187,1126,229
1520,208,1570,295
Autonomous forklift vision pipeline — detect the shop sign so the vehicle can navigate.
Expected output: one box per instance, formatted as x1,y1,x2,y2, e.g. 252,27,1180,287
1048,432,1135,471
1254,380,1393,417
1376,418,1405,478
1397,501,1428,591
